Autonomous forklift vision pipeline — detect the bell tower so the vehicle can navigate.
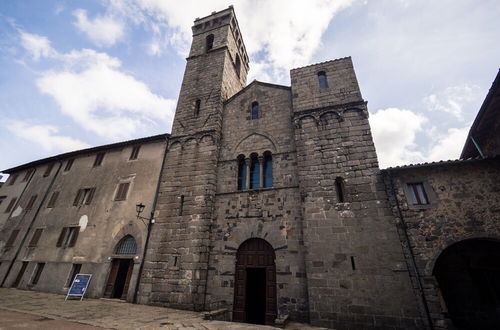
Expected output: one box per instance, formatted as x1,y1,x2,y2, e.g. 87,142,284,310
137,7,249,310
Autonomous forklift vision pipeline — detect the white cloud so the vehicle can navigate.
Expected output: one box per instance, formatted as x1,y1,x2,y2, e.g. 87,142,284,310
20,32,55,61
105,0,354,81
423,84,481,121
18,30,176,140
73,9,124,47
369,107,427,168
7,121,90,152
426,127,469,161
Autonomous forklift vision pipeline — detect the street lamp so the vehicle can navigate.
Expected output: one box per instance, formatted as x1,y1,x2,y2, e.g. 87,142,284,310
133,202,155,304
136,203,146,217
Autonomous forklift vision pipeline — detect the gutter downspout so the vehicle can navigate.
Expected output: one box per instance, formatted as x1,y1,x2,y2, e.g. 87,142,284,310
387,171,434,330
133,137,169,304
470,136,486,159
1,161,62,287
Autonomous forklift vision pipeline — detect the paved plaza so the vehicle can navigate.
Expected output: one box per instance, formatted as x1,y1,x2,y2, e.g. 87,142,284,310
0,288,328,329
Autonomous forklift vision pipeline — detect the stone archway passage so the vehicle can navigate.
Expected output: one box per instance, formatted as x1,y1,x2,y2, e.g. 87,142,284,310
233,238,277,325
433,238,500,329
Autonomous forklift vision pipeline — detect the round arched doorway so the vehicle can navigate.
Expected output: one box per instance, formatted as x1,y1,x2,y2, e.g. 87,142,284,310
433,238,500,329
103,235,137,300
233,238,277,325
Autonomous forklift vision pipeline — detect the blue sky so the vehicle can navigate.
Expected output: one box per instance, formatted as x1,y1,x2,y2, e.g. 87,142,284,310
1,0,499,180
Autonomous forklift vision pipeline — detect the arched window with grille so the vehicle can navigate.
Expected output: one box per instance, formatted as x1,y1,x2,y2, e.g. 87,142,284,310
206,34,214,52
263,151,272,188
237,155,247,190
115,235,137,255
249,153,260,189
251,101,259,120
318,71,328,89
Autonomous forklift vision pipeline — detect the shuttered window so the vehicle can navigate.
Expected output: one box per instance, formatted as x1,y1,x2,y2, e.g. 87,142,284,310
66,264,82,287
56,227,80,248
5,197,17,213
8,174,19,185
115,183,130,201
31,263,45,285
47,191,59,208
43,163,54,177
25,195,38,211
28,228,44,247
64,159,74,171
22,169,34,182
93,153,105,167
5,229,20,247
129,146,140,160
73,188,96,206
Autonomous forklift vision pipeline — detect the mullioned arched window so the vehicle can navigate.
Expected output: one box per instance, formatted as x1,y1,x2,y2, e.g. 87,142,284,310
249,153,260,189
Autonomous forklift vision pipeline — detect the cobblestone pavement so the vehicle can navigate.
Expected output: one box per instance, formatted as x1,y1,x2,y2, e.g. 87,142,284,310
0,289,329,330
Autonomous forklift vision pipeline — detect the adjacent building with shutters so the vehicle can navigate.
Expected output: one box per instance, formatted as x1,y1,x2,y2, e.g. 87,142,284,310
0,134,167,301
0,6,499,330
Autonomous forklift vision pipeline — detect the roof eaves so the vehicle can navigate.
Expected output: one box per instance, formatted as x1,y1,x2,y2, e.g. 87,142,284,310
2,133,169,173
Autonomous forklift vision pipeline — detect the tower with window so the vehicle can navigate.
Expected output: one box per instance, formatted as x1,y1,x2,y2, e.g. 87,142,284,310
139,7,249,311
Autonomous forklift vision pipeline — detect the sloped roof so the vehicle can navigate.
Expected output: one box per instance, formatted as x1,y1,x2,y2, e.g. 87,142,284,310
3,133,169,173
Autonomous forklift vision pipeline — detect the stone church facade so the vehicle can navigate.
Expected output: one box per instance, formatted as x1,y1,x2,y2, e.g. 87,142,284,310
1,7,499,330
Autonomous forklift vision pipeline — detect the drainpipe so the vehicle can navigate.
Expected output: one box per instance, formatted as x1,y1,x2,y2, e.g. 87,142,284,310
1,161,62,287
470,136,486,159
133,137,169,304
387,171,434,330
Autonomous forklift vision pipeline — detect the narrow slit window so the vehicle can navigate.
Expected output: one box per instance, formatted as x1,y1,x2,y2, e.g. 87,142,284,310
179,195,185,216
335,177,346,203
263,152,273,188
237,156,247,190
235,54,241,78
249,154,260,189
318,71,329,89
206,34,214,52
251,102,259,120
194,99,201,117
407,182,429,205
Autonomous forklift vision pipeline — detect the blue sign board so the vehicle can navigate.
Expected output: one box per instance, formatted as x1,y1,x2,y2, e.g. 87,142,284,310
65,274,92,301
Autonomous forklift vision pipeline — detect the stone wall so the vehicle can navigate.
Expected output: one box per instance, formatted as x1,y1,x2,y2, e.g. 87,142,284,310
205,82,309,321
138,7,248,311
0,138,166,300
292,58,424,329
383,158,500,329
